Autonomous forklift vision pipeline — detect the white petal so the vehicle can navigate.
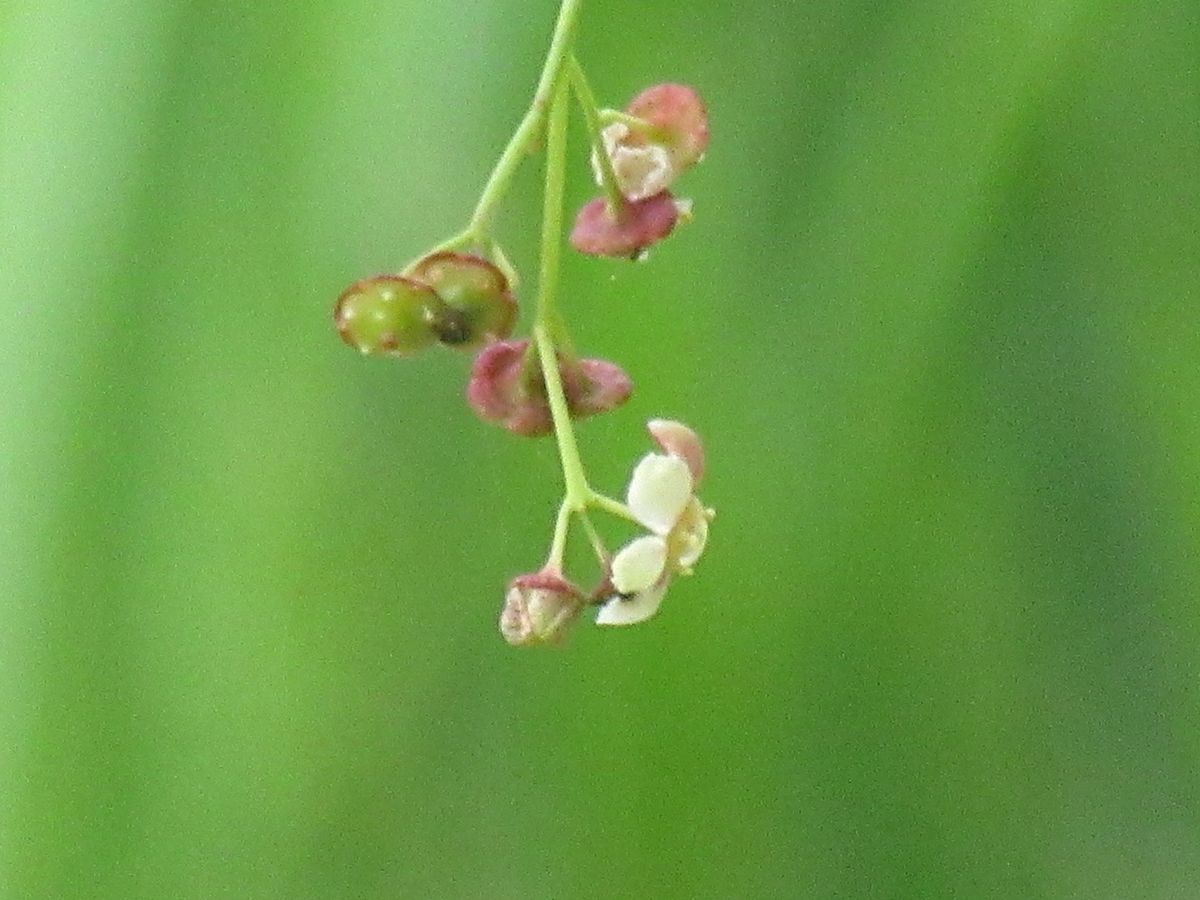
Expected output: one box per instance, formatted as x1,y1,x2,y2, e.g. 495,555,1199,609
589,122,676,202
611,144,674,201
672,498,710,569
627,453,693,535
611,535,668,594
590,123,629,189
595,582,669,626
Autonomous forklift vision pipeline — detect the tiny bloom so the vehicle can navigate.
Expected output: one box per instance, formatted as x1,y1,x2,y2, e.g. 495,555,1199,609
466,339,633,437
591,122,675,202
500,570,584,646
590,85,709,204
570,191,679,258
625,83,710,172
596,421,713,627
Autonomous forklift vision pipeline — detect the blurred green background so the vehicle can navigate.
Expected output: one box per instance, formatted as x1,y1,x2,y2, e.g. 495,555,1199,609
3,0,1198,897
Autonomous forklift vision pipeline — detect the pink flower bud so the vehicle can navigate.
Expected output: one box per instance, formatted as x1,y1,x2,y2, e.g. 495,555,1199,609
569,357,634,418
499,571,584,646
570,192,679,258
647,418,705,483
466,340,633,436
626,83,709,171
333,275,439,356
409,252,517,348
466,340,552,436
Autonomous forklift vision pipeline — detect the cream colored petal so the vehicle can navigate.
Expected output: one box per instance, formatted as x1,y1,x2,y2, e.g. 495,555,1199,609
611,144,674,201
611,535,668,594
672,497,710,569
595,581,669,627
590,123,629,189
627,453,693,535
590,122,676,202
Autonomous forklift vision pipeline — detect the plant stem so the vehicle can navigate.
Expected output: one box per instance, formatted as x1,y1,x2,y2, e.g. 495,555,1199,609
568,55,625,212
466,0,585,239
534,77,590,511
578,511,609,563
546,498,572,570
589,491,636,522
599,108,663,139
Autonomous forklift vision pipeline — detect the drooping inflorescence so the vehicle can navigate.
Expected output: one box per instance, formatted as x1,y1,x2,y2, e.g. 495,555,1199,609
333,0,713,646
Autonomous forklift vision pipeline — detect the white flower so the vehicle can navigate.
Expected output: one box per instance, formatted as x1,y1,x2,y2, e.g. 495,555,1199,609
590,123,676,202
596,421,712,627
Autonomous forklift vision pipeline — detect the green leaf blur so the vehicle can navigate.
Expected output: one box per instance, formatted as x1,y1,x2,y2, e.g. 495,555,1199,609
2,1,1197,897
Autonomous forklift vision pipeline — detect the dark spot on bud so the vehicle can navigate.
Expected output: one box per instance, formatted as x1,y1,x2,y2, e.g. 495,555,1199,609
432,309,473,345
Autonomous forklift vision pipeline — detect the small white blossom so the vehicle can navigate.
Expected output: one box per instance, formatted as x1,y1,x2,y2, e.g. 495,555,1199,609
596,422,712,627
590,123,676,202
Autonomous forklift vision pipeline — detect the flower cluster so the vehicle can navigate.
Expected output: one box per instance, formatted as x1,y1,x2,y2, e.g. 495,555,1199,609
333,1,712,647
596,420,712,626
571,84,709,259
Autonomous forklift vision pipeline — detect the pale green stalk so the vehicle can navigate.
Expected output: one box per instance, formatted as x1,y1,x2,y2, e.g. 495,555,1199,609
534,77,590,513
568,54,625,212
466,0,585,239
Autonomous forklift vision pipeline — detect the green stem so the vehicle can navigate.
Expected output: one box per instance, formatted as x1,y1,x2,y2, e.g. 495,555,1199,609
489,240,519,287
578,511,609,563
589,491,637,523
534,77,591,510
465,0,585,239
546,498,572,570
568,55,625,212
403,228,474,272
537,323,590,509
599,108,664,140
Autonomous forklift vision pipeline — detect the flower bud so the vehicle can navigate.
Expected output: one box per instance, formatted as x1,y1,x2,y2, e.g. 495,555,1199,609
334,275,439,356
499,571,584,646
467,339,633,436
566,358,635,418
409,252,517,348
625,83,709,171
570,192,679,258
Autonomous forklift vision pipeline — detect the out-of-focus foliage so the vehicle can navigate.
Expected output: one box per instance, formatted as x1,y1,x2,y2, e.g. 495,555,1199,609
2,1,1197,897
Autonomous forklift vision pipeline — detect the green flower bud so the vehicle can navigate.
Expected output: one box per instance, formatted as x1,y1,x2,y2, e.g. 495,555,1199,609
410,252,517,348
334,275,439,356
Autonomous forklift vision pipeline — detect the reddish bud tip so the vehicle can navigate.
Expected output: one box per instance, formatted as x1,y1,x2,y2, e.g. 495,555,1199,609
570,192,678,258
409,252,517,348
333,275,439,357
467,339,634,436
626,83,709,171
647,418,705,483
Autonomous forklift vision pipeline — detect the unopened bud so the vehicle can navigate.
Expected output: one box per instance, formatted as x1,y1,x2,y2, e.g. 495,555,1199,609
570,192,679,258
334,275,439,356
467,340,634,436
499,571,584,646
410,252,517,348
566,358,634,418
